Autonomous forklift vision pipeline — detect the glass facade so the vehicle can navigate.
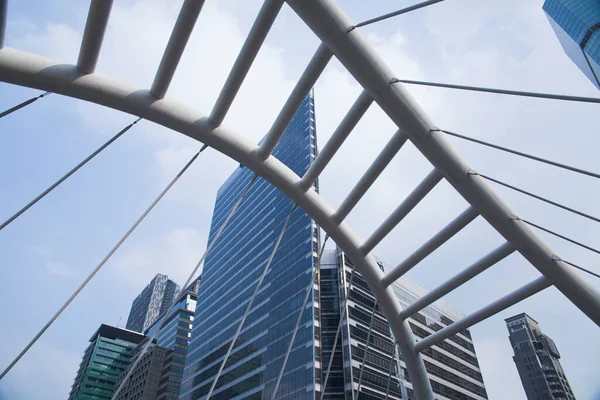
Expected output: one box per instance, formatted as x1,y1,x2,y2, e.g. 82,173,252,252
321,248,489,400
506,313,576,400
126,273,180,333
180,92,320,400
145,278,201,399
543,0,600,89
68,324,145,400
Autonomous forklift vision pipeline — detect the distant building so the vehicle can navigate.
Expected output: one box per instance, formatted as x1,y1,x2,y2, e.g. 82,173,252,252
506,313,576,399
113,341,167,400
126,273,180,333
144,277,200,399
543,0,600,89
68,324,145,400
322,248,488,400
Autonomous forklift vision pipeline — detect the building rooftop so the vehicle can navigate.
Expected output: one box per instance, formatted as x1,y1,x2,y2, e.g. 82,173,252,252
89,324,146,344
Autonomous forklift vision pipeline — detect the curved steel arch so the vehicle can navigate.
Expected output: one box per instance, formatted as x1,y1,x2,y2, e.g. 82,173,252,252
1,0,600,398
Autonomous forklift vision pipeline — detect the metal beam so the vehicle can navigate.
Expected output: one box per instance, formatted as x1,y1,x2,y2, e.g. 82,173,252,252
151,0,206,99
333,129,408,224
210,0,284,127
395,79,600,104
259,43,332,159
77,0,114,73
382,206,479,287
414,276,551,352
0,0,7,49
361,169,443,255
0,46,430,400
300,90,373,191
397,242,515,321
287,0,600,331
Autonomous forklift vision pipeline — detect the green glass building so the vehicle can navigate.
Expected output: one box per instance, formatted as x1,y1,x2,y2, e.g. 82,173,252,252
68,324,145,400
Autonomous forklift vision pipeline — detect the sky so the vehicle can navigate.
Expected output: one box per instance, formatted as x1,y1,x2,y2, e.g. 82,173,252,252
0,0,599,399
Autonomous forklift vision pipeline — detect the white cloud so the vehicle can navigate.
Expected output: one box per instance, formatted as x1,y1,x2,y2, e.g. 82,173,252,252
107,227,205,289
25,244,75,277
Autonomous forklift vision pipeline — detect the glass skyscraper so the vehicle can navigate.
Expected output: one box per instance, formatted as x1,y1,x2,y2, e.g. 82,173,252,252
506,313,576,399
321,249,488,400
68,324,145,400
180,93,320,400
126,273,180,333
543,0,600,89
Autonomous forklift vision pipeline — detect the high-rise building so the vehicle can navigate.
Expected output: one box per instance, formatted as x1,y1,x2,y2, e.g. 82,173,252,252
321,248,488,400
112,277,201,400
180,93,319,400
126,273,180,333
506,313,576,400
543,0,600,89
68,324,145,400
145,277,201,399
114,342,167,400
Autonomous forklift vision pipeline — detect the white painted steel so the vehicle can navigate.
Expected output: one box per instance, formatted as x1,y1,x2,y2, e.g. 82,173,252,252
2,0,600,397
77,0,113,73
151,0,206,99
286,0,600,327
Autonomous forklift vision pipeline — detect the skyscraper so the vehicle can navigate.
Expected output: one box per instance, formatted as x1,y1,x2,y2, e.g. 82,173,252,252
321,248,488,400
113,278,201,400
543,0,600,89
68,324,145,400
126,273,180,333
506,313,576,400
180,93,319,400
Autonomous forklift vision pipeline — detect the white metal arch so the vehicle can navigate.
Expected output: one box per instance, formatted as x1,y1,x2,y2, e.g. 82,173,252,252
1,0,599,399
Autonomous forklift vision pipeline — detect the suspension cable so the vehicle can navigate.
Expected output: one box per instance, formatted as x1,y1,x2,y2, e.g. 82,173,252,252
561,259,600,279
320,260,360,400
518,218,600,256
471,172,600,224
112,172,258,400
347,0,445,32
439,129,600,180
393,79,600,104
356,299,380,394
0,91,51,119
0,117,142,232
384,339,398,399
0,145,207,382
206,202,298,399
270,234,330,400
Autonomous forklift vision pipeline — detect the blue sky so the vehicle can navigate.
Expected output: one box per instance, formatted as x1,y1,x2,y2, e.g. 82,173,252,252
0,0,599,399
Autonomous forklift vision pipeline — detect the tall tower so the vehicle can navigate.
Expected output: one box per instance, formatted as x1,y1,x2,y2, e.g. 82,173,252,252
180,93,319,400
321,248,489,400
506,313,576,399
126,273,180,333
543,0,600,89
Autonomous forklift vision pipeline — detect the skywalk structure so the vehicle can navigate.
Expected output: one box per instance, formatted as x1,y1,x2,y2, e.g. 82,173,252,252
1,0,600,399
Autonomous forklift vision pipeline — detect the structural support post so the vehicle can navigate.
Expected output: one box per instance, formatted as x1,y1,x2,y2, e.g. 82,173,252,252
414,276,551,352
77,0,114,73
398,242,515,321
287,0,600,332
151,0,206,99
301,90,373,191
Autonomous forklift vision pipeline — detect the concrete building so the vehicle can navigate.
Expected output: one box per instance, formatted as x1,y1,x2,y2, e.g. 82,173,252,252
543,0,600,89
126,273,180,333
506,313,576,400
68,324,145,400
